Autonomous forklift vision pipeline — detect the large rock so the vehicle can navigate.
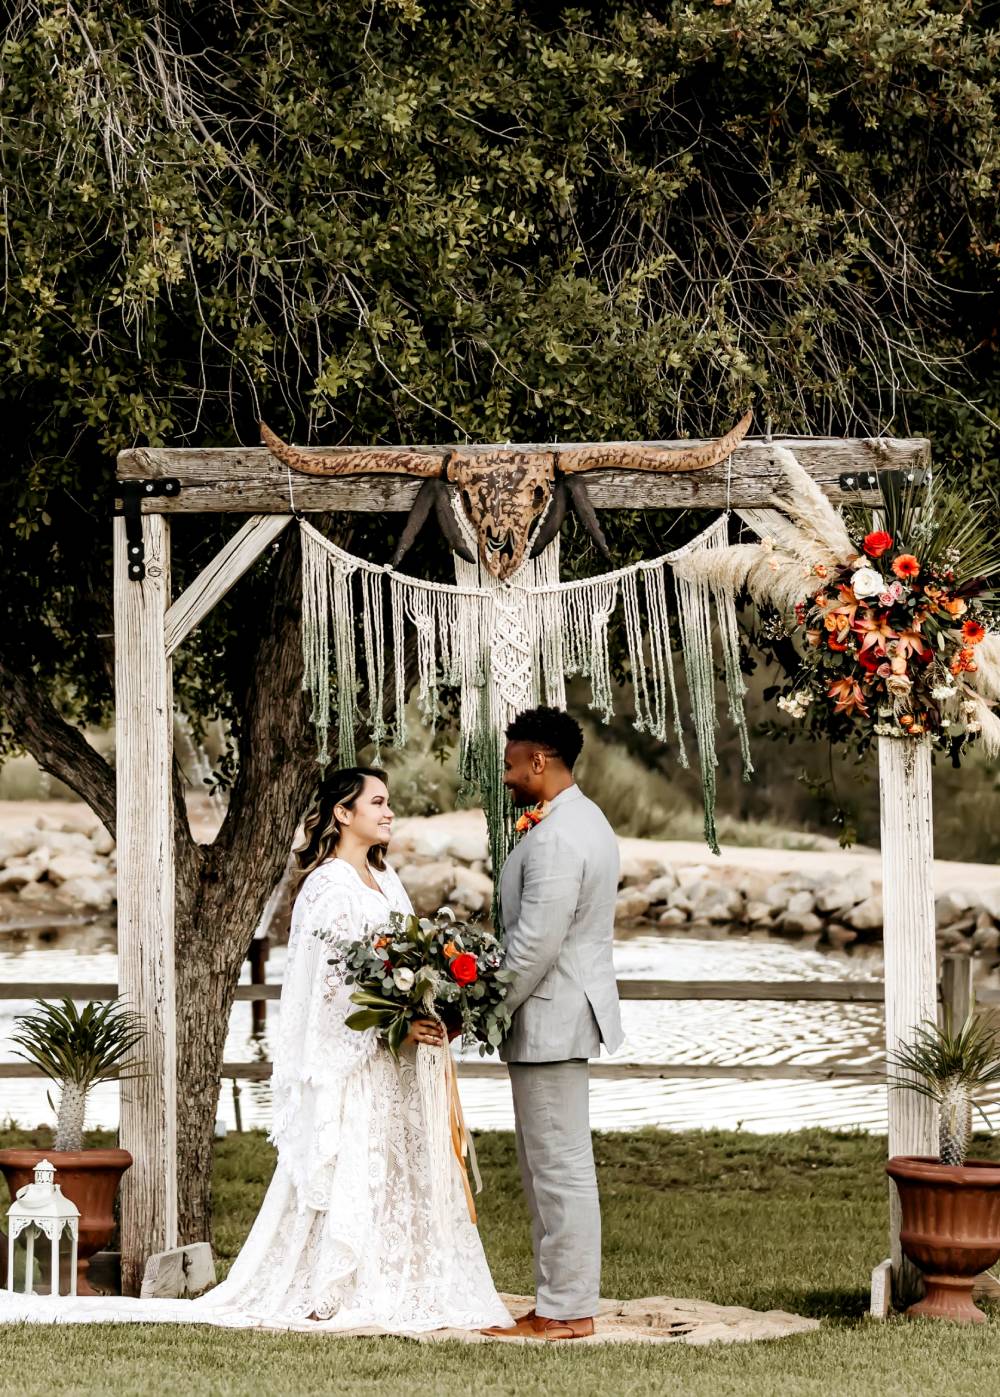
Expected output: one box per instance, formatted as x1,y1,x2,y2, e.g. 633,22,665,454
0,862,41,891
763,883,798,913
657,907,688,927
616,890,652,923
396,861,458,917
0,831,37,864
972,924,1000,953
444,828,488,865
847,895,884,932
675,865,712,894
58,876,115,910
825,925,858,950
619,854,665,888
18,881,64,906
448,866,494,915
46,854,107,886
785,890,816,919
778,909,823,935
815,875,873,915
745,900,774,926
690,885,745,924
936,890,970,929
33,830,95,858
644,873,678,904
90,825,115,856
400,825,456,861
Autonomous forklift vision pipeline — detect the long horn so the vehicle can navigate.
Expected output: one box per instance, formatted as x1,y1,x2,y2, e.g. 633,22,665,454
556,410,753,475
260,422,446,478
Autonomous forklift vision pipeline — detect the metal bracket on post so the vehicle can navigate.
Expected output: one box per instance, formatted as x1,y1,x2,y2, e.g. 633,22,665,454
839,466,931,493
114,479,181,580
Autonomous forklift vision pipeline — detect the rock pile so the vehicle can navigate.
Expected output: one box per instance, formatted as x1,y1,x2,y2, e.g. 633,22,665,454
2,807,998,965
388,815,1000,961
0,817,116,913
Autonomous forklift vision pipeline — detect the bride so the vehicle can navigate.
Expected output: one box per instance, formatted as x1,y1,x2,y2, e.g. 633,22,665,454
0,768,511,1333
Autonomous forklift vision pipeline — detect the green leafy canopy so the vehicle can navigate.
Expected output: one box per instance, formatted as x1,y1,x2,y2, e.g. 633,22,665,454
2,1,999,767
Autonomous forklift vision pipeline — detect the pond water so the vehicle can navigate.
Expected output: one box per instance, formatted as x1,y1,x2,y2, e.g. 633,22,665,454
0,927,887,1135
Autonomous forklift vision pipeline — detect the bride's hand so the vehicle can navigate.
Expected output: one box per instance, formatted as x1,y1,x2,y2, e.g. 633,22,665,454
404,1017,446,1047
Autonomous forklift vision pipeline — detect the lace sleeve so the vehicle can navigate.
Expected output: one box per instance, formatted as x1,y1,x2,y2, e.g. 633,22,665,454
280,864,380,1085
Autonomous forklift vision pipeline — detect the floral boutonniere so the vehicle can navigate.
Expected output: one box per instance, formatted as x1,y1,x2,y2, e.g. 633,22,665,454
515,800,550,837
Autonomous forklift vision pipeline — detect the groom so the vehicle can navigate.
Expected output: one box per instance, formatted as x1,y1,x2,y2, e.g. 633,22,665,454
484,706,622,1342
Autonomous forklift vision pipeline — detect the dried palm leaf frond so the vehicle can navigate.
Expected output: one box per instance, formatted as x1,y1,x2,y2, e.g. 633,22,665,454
672,541,815,614
967,635,1000,704
967,693,1000,758
768,446,856,562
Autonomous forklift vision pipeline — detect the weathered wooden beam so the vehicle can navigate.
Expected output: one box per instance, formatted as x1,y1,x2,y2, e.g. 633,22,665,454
14,976,996,1006
114,514,178,1292
197,1059,889,1083
0,1058,895,1082
878,734,938,1310
0,977,890,1003
163,514,292,657
116,437,931,515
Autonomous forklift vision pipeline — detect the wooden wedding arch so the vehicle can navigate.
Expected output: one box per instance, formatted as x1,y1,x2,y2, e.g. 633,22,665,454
114,431,934,1307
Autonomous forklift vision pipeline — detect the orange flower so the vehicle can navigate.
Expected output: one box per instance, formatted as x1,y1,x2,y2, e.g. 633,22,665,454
942,596,968,618
853,612,897,658
442,940,459,960
828,676,870,717
962,619,986,645
895,628,932,662
950,647,979,675
827,633,850,652
891,554,920,579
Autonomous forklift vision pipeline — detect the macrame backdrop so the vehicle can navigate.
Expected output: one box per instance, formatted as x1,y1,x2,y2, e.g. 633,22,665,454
299,497,753,871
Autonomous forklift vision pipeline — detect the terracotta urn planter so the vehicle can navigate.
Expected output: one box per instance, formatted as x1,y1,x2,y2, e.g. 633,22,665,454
887,1154,1000,1324
0,1148,132,1296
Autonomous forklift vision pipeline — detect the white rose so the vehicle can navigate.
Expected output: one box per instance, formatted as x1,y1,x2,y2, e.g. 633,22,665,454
392,967,415,992
850,566,885,599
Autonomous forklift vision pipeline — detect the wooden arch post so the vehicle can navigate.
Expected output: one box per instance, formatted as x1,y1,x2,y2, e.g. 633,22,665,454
113,433,932,1297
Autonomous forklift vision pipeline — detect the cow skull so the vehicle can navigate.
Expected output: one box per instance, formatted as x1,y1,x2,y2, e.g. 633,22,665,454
260,411,752,580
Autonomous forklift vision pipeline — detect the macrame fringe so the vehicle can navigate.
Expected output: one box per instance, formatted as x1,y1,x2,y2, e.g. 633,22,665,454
298,502,753,873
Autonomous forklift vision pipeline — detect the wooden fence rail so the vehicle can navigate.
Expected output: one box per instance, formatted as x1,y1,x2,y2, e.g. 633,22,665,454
0,956,988,1092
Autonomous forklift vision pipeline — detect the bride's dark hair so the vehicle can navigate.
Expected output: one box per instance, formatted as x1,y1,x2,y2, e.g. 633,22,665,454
292,767,389,899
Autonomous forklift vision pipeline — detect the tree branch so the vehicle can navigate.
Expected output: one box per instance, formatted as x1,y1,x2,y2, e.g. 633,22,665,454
0,652,116,835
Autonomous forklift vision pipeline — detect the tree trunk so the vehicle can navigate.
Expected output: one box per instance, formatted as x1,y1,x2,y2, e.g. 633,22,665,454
1,516,411,1255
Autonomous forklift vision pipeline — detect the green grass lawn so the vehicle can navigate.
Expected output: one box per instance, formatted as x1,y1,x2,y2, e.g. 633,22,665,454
1,1125,998,1396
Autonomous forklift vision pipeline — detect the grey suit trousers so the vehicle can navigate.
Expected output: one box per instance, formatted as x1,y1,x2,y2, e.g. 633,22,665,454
508,1061,600,1319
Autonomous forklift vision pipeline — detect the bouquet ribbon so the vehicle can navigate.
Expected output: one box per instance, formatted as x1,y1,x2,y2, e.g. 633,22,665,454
443,1043,481,1225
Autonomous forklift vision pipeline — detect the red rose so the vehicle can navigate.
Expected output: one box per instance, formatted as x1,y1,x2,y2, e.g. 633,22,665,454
863,530,893,559
449,953,478,986
857,647,882,672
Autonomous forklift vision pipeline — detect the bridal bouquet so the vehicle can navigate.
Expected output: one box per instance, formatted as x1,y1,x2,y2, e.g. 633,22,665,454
337,908,513,1058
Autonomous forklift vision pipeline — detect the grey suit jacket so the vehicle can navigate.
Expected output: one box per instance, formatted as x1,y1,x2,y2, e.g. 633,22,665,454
499,785,623,1063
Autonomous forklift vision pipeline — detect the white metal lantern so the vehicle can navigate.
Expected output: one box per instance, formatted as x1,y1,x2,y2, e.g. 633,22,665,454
6,1159,80,1297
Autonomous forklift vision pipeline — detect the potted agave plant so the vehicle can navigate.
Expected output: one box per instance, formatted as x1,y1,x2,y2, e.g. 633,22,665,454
887,1012,1000,1323
0,997,144,1295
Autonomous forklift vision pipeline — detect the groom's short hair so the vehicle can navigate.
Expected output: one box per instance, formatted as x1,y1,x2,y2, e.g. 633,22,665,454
506,707,584,770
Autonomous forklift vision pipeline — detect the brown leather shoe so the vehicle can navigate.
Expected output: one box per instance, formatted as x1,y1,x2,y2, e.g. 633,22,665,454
481,1308,539,1338
537,1315,595,1341
483,1311,596,1341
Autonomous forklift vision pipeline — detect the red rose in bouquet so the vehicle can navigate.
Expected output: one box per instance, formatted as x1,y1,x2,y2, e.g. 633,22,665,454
449,953,478,986
862,530,893,558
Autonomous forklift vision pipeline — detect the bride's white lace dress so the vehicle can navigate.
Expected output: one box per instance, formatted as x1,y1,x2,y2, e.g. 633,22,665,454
0,858,511,1332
